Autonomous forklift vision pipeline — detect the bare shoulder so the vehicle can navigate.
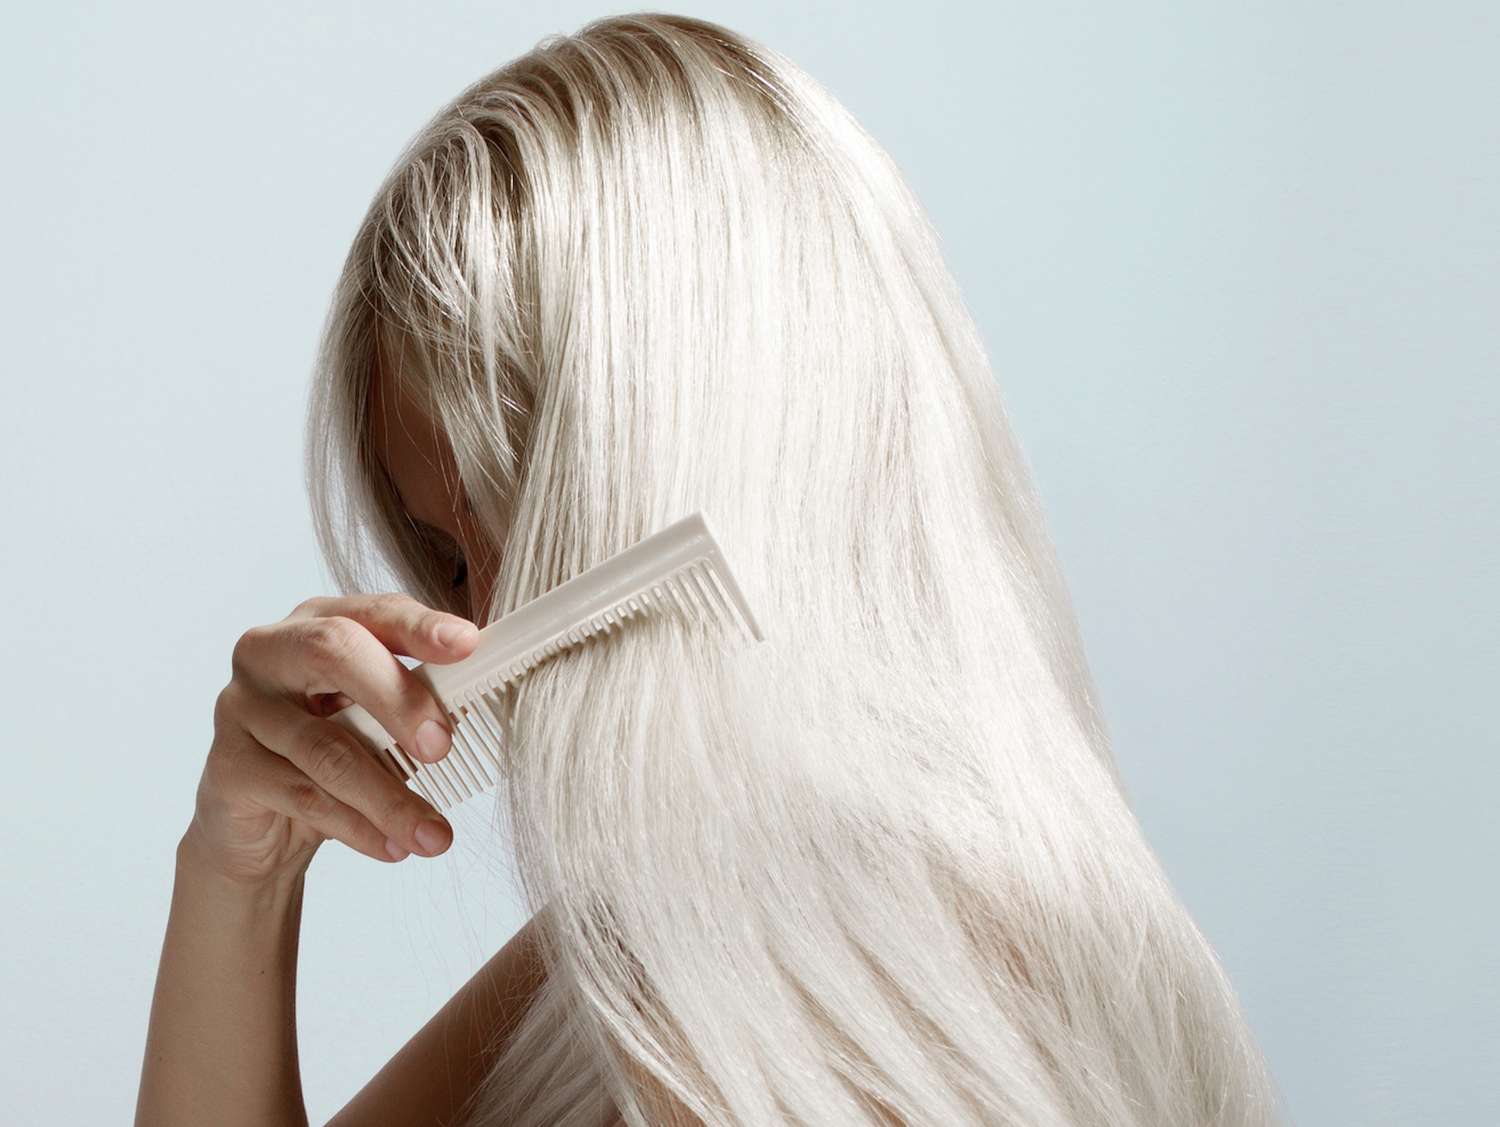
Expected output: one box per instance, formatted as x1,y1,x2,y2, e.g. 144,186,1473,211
323,909,549,1127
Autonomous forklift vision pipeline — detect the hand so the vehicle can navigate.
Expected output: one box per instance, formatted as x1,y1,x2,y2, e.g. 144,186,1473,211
185,592,480,886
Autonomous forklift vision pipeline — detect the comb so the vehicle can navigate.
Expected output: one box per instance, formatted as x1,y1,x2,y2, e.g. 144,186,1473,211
328,510,763,811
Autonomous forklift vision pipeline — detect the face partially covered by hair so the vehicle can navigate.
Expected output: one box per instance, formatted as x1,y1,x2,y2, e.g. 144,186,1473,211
367,356,502,625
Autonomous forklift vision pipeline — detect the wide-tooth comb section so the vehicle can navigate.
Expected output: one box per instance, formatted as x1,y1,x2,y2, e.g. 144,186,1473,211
369,686,517,807
333,512,763,812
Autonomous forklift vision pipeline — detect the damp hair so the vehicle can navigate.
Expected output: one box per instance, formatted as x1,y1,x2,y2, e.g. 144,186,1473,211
303,12,1282,1126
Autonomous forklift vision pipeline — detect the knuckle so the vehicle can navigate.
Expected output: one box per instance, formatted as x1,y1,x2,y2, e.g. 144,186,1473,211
304,728,360,789
288,779,336,820
301,616,361,669
290,595,328,619
229,625,266,678
387,593,434,635
375,589,426,616
377,788,419,833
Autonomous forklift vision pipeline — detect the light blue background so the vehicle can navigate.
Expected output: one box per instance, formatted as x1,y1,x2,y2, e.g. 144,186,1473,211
3,4,1494,1124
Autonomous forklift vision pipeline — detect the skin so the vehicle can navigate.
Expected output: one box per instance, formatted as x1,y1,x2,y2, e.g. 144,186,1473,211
369,368,507,631
134,368,550,1127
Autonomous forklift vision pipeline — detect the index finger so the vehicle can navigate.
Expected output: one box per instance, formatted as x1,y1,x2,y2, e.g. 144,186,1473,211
289,592,479,663
235,611,460,768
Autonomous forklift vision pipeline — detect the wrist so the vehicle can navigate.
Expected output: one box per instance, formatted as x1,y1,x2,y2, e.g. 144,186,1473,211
175,821,310,902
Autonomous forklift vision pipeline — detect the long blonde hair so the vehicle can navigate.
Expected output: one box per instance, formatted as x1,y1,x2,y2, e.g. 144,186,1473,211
305,13,1281,1125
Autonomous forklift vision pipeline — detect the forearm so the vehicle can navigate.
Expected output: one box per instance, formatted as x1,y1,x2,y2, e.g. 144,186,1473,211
135,827,310,1127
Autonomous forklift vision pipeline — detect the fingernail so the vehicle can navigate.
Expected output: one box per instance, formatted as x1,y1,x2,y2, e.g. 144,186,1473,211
416,719,450,760
435,620,474,647
414,820,449,855
385,837,409,861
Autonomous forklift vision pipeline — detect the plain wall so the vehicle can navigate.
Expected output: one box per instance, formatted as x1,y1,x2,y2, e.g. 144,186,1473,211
2,3,1495,1123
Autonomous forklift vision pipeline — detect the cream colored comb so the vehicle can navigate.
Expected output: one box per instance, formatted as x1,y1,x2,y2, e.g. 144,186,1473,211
328,510,763,811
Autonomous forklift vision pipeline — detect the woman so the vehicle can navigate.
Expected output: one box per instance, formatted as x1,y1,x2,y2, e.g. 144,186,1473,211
136,13,1280,1126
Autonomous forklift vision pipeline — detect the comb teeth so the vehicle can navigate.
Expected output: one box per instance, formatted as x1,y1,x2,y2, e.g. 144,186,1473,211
377,686,512,809
330,513,763,812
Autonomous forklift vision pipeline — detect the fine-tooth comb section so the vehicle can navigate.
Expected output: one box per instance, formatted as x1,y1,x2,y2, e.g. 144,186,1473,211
328,512,763,811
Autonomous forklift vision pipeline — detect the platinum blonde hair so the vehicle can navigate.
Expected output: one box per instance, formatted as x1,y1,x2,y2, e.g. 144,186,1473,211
305,13,1281,1126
